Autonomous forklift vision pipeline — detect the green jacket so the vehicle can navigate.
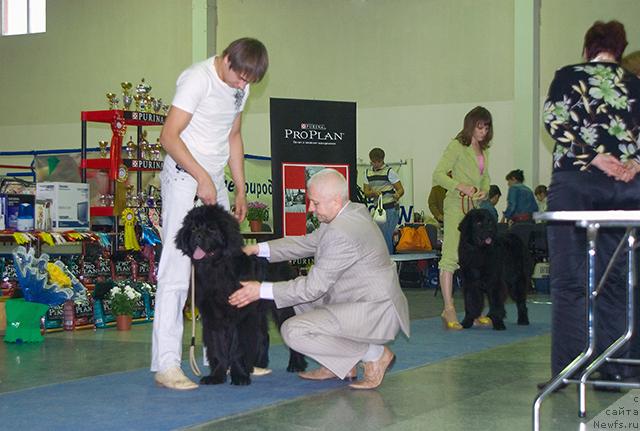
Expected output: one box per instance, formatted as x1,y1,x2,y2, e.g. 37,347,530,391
432,138,490,204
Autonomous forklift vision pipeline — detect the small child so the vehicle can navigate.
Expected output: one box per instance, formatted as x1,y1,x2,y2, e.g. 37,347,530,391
534,185,548,213
478,184,501,221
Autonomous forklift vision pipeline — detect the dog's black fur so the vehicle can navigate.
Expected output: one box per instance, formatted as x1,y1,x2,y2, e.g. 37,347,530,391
176,204,307,385
457,209,530,330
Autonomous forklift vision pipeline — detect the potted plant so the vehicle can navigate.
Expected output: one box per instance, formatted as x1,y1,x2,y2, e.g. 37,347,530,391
246,201,269,232
108,284,142,330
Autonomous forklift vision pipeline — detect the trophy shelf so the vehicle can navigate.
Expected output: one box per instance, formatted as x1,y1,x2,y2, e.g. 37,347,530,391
81,108,166,249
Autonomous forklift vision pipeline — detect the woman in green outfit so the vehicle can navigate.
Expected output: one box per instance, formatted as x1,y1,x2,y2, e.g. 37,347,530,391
432,106,492,330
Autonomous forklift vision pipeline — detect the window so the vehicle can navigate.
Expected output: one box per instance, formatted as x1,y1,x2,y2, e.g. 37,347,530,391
2,0,46,36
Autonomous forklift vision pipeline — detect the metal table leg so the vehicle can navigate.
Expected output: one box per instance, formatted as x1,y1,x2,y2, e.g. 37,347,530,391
577,229,639,417
533,223,600,430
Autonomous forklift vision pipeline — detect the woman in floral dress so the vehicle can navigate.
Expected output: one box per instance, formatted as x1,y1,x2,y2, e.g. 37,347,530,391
542,20,640,386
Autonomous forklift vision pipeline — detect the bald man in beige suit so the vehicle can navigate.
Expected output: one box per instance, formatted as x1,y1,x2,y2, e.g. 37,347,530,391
230,168,410,390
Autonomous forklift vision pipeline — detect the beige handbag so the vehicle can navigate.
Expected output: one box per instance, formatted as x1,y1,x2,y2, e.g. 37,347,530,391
372,195,387,224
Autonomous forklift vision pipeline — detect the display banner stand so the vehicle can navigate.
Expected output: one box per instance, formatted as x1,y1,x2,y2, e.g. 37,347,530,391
270,98,356,238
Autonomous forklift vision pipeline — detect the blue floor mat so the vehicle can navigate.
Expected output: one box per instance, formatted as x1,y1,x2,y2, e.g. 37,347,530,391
0,303,550,430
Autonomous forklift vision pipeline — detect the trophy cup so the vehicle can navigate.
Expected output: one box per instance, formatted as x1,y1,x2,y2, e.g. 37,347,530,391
152,138,162,161
98,140,109,158
99,194,107,207
145,95,154,113
121,81,133,111
152,97,163,113
124,136,137,159
136,78,152,97
106,92,119,110
139,96,147,112
139,131,149,159
140,142,149,160
133,94,142,111
126,185,135,207
161,104,170,115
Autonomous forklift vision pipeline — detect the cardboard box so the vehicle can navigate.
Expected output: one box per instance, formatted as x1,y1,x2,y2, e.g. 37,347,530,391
36,182,90,231
2,194,35,230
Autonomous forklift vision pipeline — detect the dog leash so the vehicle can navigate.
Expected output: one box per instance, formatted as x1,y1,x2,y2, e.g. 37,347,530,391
189,196,204,377
189,264,202,377
460,192,477,215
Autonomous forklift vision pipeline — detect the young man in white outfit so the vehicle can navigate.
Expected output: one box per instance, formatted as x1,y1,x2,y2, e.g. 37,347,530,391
151,38,269,390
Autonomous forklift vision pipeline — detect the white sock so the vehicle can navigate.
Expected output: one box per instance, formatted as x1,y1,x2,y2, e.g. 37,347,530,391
361,344,384,362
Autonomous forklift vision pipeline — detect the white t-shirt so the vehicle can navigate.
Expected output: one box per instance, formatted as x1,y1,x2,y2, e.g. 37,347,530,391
171,56,250,174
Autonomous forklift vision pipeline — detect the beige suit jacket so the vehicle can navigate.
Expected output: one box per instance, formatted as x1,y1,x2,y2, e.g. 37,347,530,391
268,202,410,342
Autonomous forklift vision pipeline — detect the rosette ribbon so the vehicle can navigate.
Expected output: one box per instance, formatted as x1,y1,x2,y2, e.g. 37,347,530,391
121,208,141,251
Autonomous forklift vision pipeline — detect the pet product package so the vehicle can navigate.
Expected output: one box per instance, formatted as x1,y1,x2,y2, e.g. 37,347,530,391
36,182,90,231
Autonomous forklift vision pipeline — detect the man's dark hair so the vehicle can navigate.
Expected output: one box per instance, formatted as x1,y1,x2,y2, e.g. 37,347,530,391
506,169,524,183
488,184,501,199
222,38,269,83
369,148,385,162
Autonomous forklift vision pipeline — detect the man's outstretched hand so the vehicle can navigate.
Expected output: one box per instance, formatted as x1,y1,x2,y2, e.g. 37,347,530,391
229,281,261,308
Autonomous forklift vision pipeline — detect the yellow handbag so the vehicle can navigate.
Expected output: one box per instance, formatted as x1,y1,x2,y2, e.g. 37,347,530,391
395,224,432,253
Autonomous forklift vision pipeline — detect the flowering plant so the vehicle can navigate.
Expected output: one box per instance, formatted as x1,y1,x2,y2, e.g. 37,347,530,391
247,201,269,221
109,284,142,316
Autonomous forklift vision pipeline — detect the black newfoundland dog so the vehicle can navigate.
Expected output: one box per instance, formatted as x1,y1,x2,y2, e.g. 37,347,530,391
176,204,307,385
457,208,530,330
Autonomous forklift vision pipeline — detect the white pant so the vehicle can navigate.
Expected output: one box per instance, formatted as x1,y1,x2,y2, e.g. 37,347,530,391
150,157,229,372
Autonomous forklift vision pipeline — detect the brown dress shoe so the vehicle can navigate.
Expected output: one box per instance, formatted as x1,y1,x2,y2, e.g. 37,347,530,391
349,347,396,390
298,366,357,381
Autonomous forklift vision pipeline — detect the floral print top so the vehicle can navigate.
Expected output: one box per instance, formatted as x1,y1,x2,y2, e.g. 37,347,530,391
543,62,640,172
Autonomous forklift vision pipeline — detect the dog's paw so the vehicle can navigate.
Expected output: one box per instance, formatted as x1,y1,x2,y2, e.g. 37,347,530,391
200,374,226,385
517,316,530,325
230,374,252,386
460,318,474,329
492,321,506,330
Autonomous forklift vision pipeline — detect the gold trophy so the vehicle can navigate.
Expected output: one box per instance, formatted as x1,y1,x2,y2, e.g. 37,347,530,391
106,92,119,110
133,94,142,111
152,138,162,161
145,95,154,113
121,81,133,111
98,140,109,158
161,104,170,115
124,136,137,159
126,184,136,207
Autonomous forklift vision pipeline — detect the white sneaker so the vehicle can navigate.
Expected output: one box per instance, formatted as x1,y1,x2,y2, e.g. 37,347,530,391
224,367,273,376
251,367,273,377
155,367,198,390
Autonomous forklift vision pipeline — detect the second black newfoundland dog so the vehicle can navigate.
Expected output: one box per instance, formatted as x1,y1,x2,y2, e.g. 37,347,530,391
176,204,306,385
457,208,530,330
